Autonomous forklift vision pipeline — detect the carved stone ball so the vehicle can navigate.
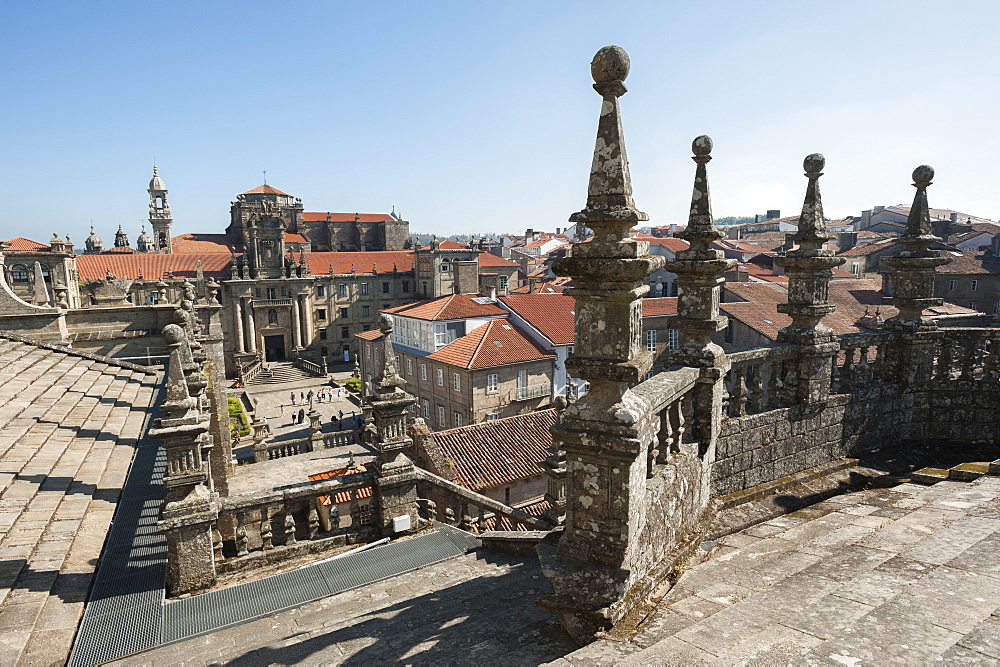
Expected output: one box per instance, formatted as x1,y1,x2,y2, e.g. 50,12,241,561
692,135,713,156
162,323,184,344
804,153,825,174
591,45,630,83
379,313,394,333
912,164,934,186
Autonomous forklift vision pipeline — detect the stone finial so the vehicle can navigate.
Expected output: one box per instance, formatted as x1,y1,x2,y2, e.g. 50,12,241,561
205,278,220,304
678,135,724,250
373,314,405,393
905,165,937,244
31,261,50,307
794,154,829,243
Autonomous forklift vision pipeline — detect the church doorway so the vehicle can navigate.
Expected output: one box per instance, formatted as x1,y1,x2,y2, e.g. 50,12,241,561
264,335,285,361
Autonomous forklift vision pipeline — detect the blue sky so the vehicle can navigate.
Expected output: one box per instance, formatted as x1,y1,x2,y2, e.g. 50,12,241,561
1,1,998,243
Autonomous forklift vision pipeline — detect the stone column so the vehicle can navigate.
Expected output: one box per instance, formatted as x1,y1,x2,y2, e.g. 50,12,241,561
773,154,846,407
233,296,245,354
301,293,313,347
540,46,664,637
664,136,735,450
242,297,256,353
291,295,303,349
882,166,951,388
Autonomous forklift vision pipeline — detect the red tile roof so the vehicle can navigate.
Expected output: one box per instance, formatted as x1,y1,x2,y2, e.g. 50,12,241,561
936,250,995,275
646,237,690,252
720,279,978,340
428,319,555,369
307,464,370,505
302,212,396,223
4,237,49,252
838,238,897,257
641,297,679,317
508,277,573,294
355,329,384,342
301,251,414,275
499,293,575,345
171,233,235,254
431,409,557,492
478,253,519,268
76,253,234,281
241,184,291,196
438,240,470,249
284,232,308,244
383,293,507,321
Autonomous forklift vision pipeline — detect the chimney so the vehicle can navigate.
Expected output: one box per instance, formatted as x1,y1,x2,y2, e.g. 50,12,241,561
555,227,561,235
766,209,780,220
453,260,479,294
669,223,678,236
839,231,858,253
859,210,872,230
873,205,885,214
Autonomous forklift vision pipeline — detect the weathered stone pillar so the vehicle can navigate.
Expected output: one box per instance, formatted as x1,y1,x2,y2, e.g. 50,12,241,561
291,295,303,350
541,46,664,638
773,154,845,406
151,324,217,595
369,315,422,534
301,293,313,346
664,136,735,450
243,296,256,353
233,295,245,354
882,166,951,389
31,261,50,306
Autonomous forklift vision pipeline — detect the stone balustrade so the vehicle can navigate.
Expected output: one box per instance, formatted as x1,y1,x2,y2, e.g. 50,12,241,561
723,344,797,417
931,327,998,381
294,356,324,376
237,353,263,385
412,468,553,532
832,331,893,393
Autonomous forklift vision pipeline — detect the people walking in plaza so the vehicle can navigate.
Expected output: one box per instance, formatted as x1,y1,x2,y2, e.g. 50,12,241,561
263,416,271,434
290,392,296,405
298,408,305,425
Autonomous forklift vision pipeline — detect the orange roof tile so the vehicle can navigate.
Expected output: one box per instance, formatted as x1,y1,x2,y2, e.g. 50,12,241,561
171,233,236,254
646,237,690,252
438,240,470,249
284,232,308,244
641,297,679,317
508,277,573,294
431,409,557,492
383,293,507,321
307,464,370,505
301,251,414,275
76,253,234,281
302,212,396,223
478,253,519,268
499,293,575,345
355,329,384,341
4,237,49,252
241,184,291,196
427,319,555,369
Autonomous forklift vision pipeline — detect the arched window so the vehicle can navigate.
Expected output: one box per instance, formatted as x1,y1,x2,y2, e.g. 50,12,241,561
10,264,29,283
155,196,163,210
268,309,278,325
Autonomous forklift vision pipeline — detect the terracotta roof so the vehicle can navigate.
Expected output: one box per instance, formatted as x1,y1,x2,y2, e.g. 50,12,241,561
284,232,308,244
500,293,575,345
307,464,370,505
171,233,235,254
76,253,234,281
102,246,136,254
838,238,898,257
720,279,978,340
478,253,519,268
936,250,996,275
383,293,507,321
715,239,768,254
481,499,553,530
302,212,396,223
301,251,413,275
508,277,573,294
241,184,290,196
641,297,679,317
4,237,50,252
431,409,557,493
438,240,469,249
646,238,690,252
355,329,384,342
427,319,555,369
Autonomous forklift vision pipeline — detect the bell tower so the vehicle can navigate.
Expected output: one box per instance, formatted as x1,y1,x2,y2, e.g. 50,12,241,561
148,165,173,254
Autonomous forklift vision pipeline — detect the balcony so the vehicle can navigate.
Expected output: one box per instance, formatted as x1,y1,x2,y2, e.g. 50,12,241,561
515,383,550,401
253,298,292,307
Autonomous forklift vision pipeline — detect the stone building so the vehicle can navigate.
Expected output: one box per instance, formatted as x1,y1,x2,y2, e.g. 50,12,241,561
1,235,82,308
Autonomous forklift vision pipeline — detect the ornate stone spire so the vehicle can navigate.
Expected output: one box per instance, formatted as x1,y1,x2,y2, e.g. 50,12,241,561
666,136,736,355
882,165,951,330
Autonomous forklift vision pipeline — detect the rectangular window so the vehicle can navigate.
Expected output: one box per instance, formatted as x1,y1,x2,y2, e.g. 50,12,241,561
499,275,508,290
362,306,370,317
319,328,327,340
281,287,286,296
437,405,446,427
359,503,372,526
949,280,958,291
395,355,401,370
422,399,430,420
668,329,679,350
361,283,369,295
365,344,372,359
420,363,427,381
339,307,348,319
402,280,410,293
487,373,498,394
971,280,979,292
406,358,413,375
487,413,499,421
453,372,461,391
518,369,527,387
382,282,390,294
341,326,349,339
646,329,657,352
317,285,326,297
317,308,327,321
436,368,444,386
454,411,463,428
969,301,977,310
338,284,347,297
266,287,276,299
255,288,261,297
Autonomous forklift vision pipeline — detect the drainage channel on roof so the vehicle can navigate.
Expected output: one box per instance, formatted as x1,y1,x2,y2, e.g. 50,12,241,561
69,385,481,665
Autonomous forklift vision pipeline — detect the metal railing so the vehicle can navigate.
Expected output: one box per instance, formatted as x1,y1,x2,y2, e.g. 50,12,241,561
515,383,551,401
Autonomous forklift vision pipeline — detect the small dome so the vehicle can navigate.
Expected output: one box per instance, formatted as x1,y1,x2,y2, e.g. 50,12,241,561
85,226,103,252
137,226,152,243
149,165,167,191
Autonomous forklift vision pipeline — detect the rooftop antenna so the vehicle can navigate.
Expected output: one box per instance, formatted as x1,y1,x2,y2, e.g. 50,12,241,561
262,169,267,185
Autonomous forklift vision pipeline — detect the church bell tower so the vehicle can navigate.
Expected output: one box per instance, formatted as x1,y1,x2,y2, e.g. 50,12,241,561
148,165,173,254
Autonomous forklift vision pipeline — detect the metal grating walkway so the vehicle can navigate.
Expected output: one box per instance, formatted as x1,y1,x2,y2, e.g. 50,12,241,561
69,387,481,666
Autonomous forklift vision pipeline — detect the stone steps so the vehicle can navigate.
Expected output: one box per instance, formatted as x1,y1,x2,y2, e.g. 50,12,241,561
245,363,318,386
913,460,1000,485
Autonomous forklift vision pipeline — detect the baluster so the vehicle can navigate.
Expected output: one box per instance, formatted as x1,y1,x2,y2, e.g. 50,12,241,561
732,367,748,416
936,339,954,380
477,506,486,533
260,507,273,550
721,374,731,417
857,346,871,386
212,524,223,562
747,365,764,414
841,348,855,393
960,339,975,380
986,338,999,380
236,513,249,556
350,492,362,528
308,502,319,539
284,511,297,546
655,406,672,464
459,502,474,532
444,507,457,526
830,354,840,394
329,501,341,533
766,361,782,408
672,397,685,452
